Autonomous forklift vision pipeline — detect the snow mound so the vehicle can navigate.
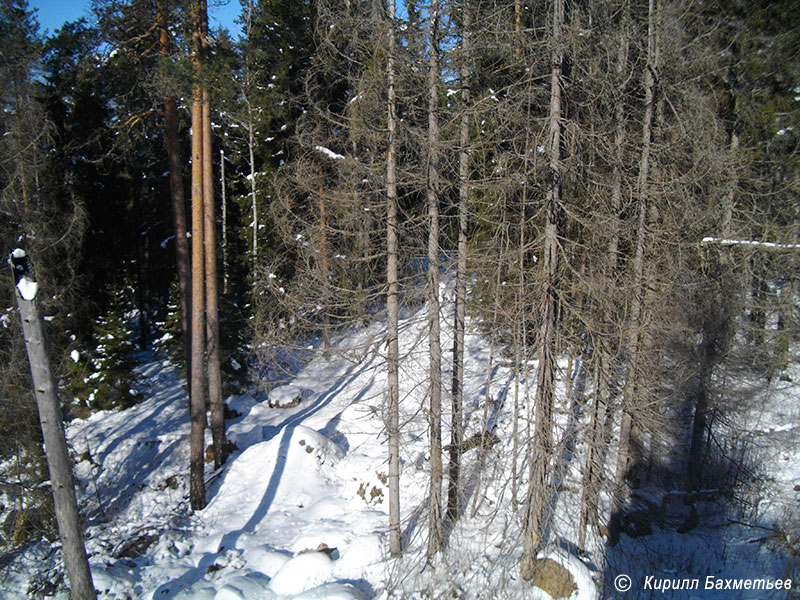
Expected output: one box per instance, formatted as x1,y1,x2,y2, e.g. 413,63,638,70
240,545,291,577
293,583,365,599
268,384,313,408
202,424,345,539
214,575,275,600
333,533,383,578
268,551,334,595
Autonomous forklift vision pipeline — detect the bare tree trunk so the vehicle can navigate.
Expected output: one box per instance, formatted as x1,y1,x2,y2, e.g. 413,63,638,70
776,267,794,372
243,0,258,265
471,210,507,520
158,3,192,383
385,0,402,558
10,254,97,600
221,149,228,295
607,33,628,267
579,358,606,550
721,128,738,241
579,8,628,550
609,0,657,547
513,135,531,514
688,328,713,491
688,107,741,490
447,0,470,523
202,82,227,469
189,0,207,511
318,159,331,353
521,0,564,579
425,0,443,560
248,115,258,263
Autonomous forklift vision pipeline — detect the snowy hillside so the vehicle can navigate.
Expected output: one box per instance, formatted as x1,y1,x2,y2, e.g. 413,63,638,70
0,290,797,599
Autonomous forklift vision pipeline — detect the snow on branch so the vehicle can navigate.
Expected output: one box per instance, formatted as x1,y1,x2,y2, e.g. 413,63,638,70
315,145,345,160
700,237,800,251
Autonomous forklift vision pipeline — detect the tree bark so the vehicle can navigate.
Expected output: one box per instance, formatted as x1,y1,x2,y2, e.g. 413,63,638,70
688,112,740,490
221,149,228,295
248,105,258,262
579,357,607,551
385,0,402,558
688,327,712,491
10,253,97,600
425,0,443,560
189,0,207,511
318,157,331,353
447,0,470,523
203,83,226,469
244,0,258,265
521,0,564,579
609,0,657,547
579,7,628,550
158,2,192,383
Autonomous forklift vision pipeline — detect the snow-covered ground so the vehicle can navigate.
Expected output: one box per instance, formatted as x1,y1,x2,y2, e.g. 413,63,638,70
0,286,797,599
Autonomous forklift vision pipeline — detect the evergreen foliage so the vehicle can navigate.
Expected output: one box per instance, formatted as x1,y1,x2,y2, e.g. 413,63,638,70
64,280,143,414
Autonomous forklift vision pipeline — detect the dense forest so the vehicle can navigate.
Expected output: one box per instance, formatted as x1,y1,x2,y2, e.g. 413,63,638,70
0,0,798,597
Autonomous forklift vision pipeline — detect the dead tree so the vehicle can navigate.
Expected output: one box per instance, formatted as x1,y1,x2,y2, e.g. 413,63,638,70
520,0,565,580
446,0,471,523
10,250,97,600
578,2,630,551
609,0,658,547
425,0,444,559
385,0,402,558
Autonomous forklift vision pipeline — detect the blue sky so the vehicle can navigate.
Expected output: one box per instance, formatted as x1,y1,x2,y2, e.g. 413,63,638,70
27,0,242,38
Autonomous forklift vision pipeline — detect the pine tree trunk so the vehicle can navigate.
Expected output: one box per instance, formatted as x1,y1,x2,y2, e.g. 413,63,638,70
425,0,443,559
11,255,97,600
202,83,227,469
189,0,207,511
164,95,192,374
609,0,657,546
521,0,564,579
158,3,192,382
221,149,228,295
447,0,470,523
385,0,402,558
